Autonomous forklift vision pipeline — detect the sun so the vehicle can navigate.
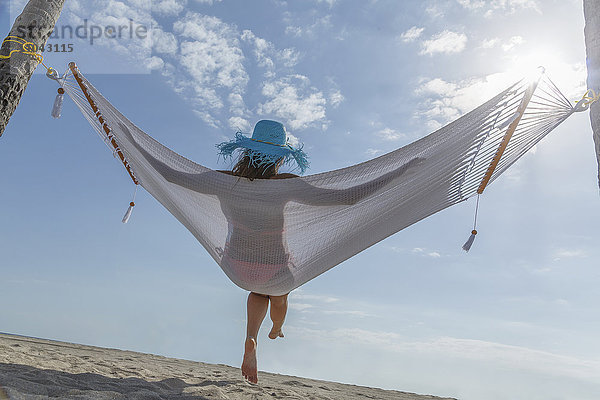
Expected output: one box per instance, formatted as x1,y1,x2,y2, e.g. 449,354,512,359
505,48,587,99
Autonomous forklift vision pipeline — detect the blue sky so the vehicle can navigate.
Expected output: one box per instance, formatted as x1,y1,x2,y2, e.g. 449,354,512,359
1,1,600,399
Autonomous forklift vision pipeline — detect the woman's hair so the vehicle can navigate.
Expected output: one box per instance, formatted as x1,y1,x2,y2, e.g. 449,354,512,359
232,153,283,180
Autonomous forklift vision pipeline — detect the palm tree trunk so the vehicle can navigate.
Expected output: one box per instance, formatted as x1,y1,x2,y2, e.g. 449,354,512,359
584,0,600,187
0,0,65,136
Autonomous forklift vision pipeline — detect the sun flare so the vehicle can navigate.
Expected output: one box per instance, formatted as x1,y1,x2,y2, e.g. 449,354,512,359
506,49,587,99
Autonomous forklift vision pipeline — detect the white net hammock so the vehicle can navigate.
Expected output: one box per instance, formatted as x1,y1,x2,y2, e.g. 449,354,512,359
57,63,580,295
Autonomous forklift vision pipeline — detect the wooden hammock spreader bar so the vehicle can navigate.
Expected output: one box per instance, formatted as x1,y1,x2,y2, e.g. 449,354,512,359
68,62,139,185
476,72,542,194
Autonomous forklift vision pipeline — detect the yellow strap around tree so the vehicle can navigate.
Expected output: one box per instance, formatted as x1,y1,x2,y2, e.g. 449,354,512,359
0,35,50,71
578,89,600,107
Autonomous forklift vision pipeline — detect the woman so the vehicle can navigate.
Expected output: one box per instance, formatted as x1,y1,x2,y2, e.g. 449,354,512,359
215,120,307,384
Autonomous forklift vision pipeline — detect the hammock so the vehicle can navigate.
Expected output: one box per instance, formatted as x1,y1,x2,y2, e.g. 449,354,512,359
58,63,580,296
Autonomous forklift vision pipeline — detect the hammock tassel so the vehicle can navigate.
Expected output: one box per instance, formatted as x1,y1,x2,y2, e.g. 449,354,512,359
462,230,477,252
122,185,138,224
122,201,135,223
463,194,480,252
51,87,65,119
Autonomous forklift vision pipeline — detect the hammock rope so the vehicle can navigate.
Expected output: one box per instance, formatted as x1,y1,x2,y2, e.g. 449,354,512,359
56,62,581,295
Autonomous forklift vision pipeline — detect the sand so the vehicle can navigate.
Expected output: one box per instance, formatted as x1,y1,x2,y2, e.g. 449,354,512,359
0,333,455,400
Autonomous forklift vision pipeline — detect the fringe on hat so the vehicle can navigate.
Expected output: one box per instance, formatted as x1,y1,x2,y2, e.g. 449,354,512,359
217,132,309,174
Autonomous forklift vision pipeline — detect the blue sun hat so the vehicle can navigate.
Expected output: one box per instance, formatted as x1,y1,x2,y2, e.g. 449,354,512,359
217,120,309,174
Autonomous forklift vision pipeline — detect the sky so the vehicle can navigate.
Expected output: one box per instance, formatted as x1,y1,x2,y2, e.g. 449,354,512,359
1,1,600,399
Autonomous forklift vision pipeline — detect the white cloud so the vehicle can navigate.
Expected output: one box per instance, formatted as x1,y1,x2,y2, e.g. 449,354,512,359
399,26,424,43
285,26,303,37
425,5,444,18
61,0,154,73
479,36,523,51
316,0,337,7
174,14,247,89
168,13,249,126
409,247,442,258
289,303,315,311
502,35,524,52
329,90,345,108
554,249,588,259
227,116,250,131
258,75,328,130
456,0,485,8
419,78,458,97
290,290,340,303
286,132,300,147
458,0,542,17
502,296,572,308
420,31,468,55
417,98,461,123
377,128,405,141
493,0,541,14
424,119,443,131
228,92,246,115
365,148,382,157
279,48,301,68
241,30,301,75
70,4,332,131
152,27,178,55
152,0,186,16
290,326,600,382
481,37,500,48
285,15,332,38
423,336,600,381
288,290,373,318
147,56,164,70
241,30,275,70
415,72,520,124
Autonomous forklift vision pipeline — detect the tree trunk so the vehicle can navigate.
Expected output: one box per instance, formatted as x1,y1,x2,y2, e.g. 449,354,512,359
584,0,600,187
0,0,65,137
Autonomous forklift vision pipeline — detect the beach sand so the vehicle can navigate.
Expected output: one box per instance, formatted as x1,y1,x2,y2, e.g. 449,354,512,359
0,333,455,400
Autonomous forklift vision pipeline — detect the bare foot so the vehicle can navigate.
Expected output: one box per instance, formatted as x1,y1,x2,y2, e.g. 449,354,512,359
241,337,258,384
268,328,284,339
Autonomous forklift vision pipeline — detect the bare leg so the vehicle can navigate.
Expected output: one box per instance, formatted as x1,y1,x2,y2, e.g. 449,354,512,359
268,294,288,339
242,292,268,384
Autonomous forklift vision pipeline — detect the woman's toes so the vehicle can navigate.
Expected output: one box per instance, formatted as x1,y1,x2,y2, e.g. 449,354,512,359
268,329,284,339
